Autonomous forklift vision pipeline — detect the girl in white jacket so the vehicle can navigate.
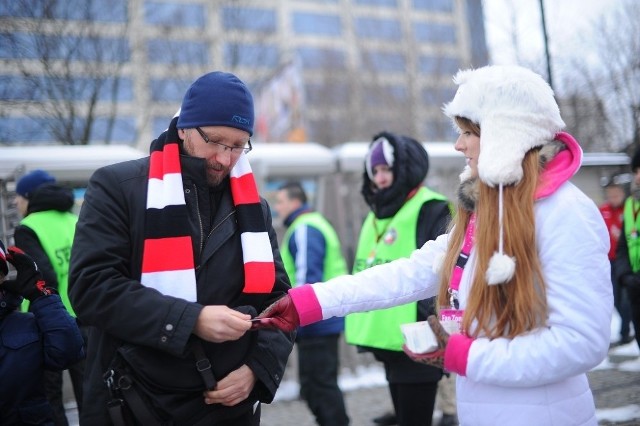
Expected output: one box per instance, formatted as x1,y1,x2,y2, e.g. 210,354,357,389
253,65,613,426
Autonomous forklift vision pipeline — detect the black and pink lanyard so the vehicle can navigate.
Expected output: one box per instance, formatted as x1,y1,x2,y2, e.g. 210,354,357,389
448,213,476,310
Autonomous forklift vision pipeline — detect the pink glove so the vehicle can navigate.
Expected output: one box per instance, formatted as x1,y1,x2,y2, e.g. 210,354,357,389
251,294,300,332
402,315,449,369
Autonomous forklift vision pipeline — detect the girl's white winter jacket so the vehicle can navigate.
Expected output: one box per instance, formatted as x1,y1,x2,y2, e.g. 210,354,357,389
294,137,612,426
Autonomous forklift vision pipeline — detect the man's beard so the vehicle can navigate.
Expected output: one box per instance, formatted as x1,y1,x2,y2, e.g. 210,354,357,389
206,163,230,187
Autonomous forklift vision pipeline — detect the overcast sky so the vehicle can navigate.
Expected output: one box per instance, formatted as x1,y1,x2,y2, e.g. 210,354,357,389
482,0,612,78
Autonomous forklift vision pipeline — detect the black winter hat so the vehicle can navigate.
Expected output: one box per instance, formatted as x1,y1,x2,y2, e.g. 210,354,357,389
361,131,429,218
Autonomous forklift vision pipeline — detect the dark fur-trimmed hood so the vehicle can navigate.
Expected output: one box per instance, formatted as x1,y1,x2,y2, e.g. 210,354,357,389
361,131,430,218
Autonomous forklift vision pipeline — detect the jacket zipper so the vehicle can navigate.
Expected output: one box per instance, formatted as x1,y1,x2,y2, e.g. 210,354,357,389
193,184,236,270
192,183,205,256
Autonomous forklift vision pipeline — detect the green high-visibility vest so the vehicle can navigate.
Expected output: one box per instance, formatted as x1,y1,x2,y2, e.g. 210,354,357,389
346,187,447,351
281,212,348,285
20,210,77,315
623,197,640,273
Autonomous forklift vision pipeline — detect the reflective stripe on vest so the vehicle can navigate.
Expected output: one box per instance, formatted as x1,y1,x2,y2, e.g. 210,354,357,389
281,211,348,285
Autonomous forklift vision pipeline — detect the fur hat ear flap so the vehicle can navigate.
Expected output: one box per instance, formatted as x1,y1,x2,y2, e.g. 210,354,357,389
478,114,560,187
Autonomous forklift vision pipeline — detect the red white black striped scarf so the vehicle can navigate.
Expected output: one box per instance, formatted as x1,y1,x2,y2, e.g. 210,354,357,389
141,117,275,300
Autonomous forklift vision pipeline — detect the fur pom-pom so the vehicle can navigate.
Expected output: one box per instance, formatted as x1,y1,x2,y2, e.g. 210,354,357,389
432,252,445,275
485,252,515,285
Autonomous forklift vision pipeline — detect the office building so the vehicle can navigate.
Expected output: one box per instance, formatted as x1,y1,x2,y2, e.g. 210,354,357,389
0,0,488,147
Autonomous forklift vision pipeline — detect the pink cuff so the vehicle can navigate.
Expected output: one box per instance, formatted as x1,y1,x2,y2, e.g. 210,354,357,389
289,284,323,326
444,334,474,376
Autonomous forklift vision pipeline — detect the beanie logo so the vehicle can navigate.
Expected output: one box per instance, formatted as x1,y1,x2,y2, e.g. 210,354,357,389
232,115,250,125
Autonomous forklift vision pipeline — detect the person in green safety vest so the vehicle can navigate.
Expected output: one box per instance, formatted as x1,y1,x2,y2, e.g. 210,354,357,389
613,148,640,354
347,132,452,426
274,181,350,426
13,169,84,426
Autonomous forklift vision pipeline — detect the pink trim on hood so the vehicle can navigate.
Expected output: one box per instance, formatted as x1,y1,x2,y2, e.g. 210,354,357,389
535,132,583,200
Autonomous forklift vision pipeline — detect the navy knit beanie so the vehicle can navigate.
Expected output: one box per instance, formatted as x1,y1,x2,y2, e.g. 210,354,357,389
16,169,56,199
177,71,254,136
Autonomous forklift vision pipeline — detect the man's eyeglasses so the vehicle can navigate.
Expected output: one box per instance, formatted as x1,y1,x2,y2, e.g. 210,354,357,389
195,127,252,155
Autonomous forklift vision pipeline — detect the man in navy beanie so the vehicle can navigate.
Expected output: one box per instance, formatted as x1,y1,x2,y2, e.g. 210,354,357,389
69,71,294,425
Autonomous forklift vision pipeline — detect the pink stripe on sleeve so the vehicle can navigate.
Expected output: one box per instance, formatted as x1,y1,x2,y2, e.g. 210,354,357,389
289,284,324,326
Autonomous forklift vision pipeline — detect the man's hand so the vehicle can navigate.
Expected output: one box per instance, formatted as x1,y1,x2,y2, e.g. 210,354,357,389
402,315,450,369
2,246,52,301
193,306,252,343
203,364,256,406
250,294,299,332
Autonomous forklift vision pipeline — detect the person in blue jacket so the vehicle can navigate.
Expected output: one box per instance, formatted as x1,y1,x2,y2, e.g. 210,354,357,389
0,240,85,426
274,181,350,426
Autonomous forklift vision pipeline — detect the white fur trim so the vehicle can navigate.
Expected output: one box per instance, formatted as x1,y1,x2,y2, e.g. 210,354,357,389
382,139,395,167
485,252,516,285
443,65,565,186
366,137,395,180
459,165,473,183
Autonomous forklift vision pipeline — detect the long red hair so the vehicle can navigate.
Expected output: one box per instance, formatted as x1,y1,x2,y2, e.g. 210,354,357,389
437,118,548,339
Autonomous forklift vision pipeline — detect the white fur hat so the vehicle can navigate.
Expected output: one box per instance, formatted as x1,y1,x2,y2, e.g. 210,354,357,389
444,65,565,285
443,65,565,187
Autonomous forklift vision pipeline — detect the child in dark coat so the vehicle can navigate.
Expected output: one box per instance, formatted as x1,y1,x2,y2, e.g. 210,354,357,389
0,240,84,425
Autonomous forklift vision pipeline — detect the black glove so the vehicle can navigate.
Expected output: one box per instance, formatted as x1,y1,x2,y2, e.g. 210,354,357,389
621,273,640,288
3,246,53,301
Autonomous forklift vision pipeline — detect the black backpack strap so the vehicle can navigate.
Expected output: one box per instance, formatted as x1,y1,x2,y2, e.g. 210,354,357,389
117,374,162,426
192,339,217,391
104,361,131,426
103,351,162,426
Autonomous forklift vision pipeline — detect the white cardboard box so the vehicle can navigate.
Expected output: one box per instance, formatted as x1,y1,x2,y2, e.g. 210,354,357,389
400,321,439,354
